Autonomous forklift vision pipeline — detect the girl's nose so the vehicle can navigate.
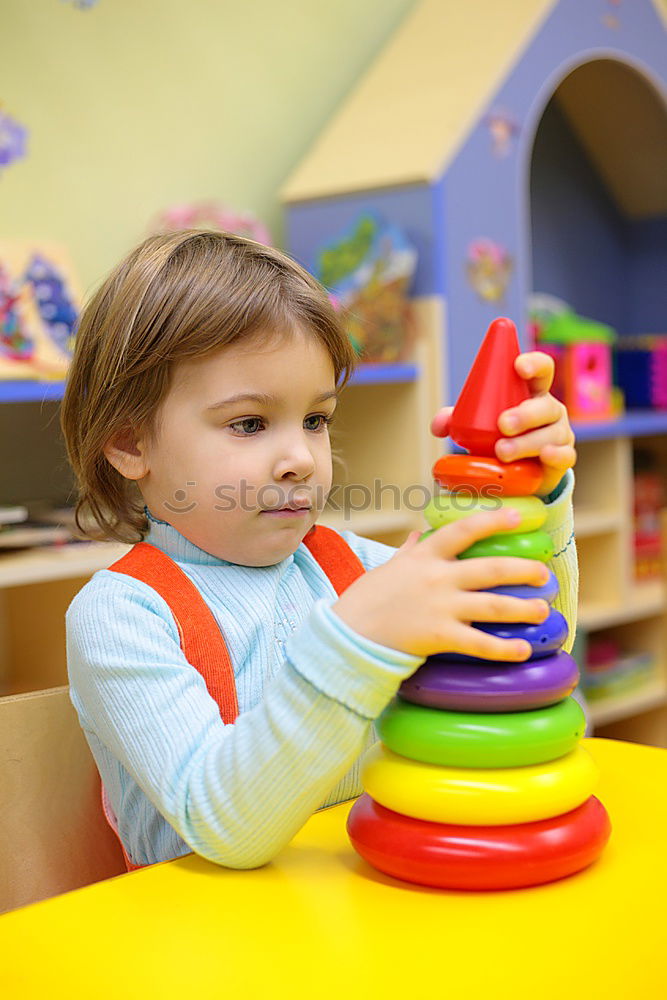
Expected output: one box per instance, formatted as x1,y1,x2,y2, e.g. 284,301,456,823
272,433,316,481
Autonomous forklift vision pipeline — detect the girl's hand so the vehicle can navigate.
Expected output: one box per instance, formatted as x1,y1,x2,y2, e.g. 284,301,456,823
333,508,551,660
430,351,576,497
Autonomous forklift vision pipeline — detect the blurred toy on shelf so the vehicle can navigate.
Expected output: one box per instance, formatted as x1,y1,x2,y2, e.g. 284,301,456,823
614,335,667,410
0,505,28,526
315,213,417,363
0,241,80,382
633,448,664,580
581,635,658,702
0,504,86,551
529,295,616,422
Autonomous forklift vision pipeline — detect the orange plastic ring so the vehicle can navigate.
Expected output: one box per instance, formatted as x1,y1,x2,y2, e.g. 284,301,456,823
433,454,544,496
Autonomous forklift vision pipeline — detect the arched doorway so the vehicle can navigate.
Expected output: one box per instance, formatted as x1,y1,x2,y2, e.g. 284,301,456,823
529,57,667,337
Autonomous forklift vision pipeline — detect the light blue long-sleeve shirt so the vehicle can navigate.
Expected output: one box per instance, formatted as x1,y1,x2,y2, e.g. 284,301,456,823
66,471,578,868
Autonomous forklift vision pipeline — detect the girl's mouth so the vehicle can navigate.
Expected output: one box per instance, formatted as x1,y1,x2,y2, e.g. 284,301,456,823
260,507,311,518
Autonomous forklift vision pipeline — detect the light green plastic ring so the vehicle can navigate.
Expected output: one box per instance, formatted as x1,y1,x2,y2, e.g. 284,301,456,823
425,494,547,533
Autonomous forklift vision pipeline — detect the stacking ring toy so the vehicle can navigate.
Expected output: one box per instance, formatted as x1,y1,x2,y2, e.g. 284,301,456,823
360,742,598,825
399,650,579,712
377,695,585,768
432,454,544,496
347,794,612,890
455,608,568,661
425,494,546,533
458,530,554,562
485,568,559,603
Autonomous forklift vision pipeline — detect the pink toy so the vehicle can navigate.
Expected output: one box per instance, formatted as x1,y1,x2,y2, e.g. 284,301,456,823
533,310,615,422
565,342,613,421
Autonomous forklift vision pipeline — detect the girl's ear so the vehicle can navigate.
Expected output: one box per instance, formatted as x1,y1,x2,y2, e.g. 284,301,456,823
103,426,150,481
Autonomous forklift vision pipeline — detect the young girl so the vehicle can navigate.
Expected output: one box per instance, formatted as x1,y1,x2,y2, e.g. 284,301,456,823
62,230,578,869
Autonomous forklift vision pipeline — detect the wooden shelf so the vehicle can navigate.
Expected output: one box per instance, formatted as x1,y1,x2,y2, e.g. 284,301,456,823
0,542,130,588
573,508,622,538
573,410,667,442
0,511,414,589
0,367,421,402
348,363,420,386
578,581,665,630
0,380,67,404
590,677,667,727
320,508,415,538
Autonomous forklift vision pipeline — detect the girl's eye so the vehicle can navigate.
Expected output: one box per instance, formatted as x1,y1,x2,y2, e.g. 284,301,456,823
304,414,334,431
229,417,264,435
228,414,334,436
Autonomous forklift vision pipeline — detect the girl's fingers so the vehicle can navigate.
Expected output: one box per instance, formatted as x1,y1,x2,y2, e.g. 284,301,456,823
540,444,577,469
426,508,523,559
540,443,577,470
498,394,564,437
456,593,549,625
496,421,573,462
535,444,577,496
514,351,555,394
456,556,550,591
446,623,533,662
399,529,423,551
430,406,453,438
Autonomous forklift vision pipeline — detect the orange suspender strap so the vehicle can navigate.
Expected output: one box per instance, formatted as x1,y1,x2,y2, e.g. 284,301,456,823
103,523,366,871
302,524,366,595
104,540,241,871
111,542,240,723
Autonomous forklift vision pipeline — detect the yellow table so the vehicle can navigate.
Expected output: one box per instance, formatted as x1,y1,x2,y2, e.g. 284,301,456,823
1,739,666,999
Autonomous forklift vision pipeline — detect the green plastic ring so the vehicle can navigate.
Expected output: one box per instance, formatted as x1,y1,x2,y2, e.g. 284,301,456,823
458,529,555,562
377,696,585,768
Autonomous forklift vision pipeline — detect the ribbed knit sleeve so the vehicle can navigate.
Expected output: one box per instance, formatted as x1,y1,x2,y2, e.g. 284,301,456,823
540,469,578,653
67,574,421,869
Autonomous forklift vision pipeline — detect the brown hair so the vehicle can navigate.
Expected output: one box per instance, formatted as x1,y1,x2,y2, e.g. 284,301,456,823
61,229,357,543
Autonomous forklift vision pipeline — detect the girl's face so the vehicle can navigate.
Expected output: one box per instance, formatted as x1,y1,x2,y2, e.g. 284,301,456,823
137,327,338,566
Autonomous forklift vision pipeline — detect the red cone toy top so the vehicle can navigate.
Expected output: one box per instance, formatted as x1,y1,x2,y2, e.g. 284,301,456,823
448,317,531,456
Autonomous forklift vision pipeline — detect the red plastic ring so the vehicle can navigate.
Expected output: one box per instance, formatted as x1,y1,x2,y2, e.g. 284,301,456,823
347,794,611,890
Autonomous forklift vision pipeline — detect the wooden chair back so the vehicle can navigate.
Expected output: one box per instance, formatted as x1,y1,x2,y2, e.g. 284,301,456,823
0,686,126,914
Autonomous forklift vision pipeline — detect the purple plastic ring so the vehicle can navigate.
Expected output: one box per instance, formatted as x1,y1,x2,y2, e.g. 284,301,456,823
485,569,559,604
399,650,579,713
450,608,568,664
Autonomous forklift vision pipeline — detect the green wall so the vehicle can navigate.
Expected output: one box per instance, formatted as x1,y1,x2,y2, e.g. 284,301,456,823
1,0,415,293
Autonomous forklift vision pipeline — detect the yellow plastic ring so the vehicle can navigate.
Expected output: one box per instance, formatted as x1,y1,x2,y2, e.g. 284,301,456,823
425,494,547,533
360,743,598,826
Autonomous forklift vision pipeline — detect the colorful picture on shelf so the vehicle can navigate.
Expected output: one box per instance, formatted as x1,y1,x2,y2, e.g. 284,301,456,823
0,241,81,382
466,237,513,302
600,0,622,31
0,107,28,174
150,201,272,247
315,214,417,363
485,108,520,158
